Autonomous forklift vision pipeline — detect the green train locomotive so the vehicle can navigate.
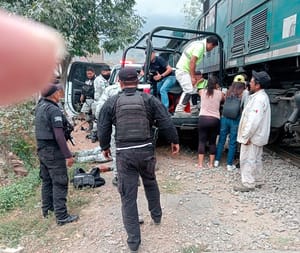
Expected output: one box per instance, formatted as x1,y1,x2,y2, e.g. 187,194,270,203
191,0,300,145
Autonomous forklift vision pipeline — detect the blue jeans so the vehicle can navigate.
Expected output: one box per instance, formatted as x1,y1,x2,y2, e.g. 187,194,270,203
215,116,240,165
157,75,177,109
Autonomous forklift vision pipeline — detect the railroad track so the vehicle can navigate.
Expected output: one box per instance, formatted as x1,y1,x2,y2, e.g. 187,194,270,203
266,145,300,168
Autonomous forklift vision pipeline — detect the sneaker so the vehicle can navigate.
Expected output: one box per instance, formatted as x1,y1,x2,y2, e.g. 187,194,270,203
57,214,79,226
173,111,191,117
138,213,144,224
233,183,255,192
190,109,199,116
214,160,219,167
226,165,236,171
112,177,118,186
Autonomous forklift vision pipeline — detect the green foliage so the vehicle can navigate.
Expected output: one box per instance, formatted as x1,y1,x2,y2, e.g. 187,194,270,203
0,100,40,214
0,100,36,164
182,0,203,27
0,0,145,83
0,208,52,247
0,0,145,55
0,220,26,247
0,169,40,214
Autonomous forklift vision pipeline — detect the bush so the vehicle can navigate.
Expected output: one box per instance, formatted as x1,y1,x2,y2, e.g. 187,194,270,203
0,100,40,213
0,169,40,214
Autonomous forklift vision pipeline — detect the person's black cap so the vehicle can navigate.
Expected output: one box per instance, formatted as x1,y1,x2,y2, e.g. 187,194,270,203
41,83,63,97
118,67,138,82
101,65,111,71
252,70,271,88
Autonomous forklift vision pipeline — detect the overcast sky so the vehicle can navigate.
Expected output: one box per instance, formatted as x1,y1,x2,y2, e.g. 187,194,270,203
105,0,186,64
135,0,186,32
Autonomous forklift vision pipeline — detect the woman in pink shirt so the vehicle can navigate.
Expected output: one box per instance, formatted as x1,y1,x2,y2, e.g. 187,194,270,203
198,76,224,168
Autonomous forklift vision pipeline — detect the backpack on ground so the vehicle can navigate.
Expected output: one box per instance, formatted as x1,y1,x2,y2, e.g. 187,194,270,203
72,167,105,189
222,96,241,119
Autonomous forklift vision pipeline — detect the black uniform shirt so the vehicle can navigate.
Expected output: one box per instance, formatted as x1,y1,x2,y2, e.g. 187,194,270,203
98,88,179,150
144,56,169,76
35,99,72,158
38,99,64,131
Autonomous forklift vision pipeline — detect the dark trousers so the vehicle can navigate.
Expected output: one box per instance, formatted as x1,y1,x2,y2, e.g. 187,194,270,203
116,145,161,251
198,116,220,154
38,146,69,220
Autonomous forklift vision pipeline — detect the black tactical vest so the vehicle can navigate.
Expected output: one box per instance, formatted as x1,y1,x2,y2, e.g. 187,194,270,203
35,99,56,140
82,81,94,99
115,92,151,142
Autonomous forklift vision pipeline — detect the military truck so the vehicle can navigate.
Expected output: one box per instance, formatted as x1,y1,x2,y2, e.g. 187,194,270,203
121,26,224,133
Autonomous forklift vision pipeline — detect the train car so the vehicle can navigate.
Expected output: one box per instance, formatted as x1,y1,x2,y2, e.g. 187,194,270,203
188,0,300,145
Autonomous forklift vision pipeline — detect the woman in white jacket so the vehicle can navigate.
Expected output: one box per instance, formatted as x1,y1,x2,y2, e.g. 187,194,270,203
234,70,271,192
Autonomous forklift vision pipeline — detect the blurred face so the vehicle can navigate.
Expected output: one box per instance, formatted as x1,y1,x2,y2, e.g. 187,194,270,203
86,70,95,80
206,43,217,52
249,77,260,94
58,88,64,98
51,88,64,103
101,70,111,80
194,73,203,82
150,52,156,62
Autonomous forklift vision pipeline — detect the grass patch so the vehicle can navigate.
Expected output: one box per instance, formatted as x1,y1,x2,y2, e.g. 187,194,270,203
182,244,208,253
68,191,92,209
0,189,51,248
271,236,295,247
0,102,96,248
0,168,94,248
0,169,40,214
160,179,182,194
0,215,52,248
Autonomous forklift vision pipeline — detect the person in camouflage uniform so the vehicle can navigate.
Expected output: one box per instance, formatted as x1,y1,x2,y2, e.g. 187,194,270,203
74,146,110,163
95,82,121,185
90,65,111,142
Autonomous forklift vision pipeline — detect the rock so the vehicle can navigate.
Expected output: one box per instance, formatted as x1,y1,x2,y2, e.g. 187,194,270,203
0,247,24,253
13,166,28,176
211,219,220,226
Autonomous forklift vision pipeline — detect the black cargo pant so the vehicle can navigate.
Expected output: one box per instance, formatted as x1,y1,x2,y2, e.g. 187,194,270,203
38,146,69,220
116,145,162,251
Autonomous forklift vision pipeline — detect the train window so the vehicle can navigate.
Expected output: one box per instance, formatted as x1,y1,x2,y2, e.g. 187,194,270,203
282,14,296,39
198,17,205,31
205,6,215,30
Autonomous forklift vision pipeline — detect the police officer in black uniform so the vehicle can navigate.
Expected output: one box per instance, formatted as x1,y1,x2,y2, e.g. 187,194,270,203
98,67,180,253
35,83,79,225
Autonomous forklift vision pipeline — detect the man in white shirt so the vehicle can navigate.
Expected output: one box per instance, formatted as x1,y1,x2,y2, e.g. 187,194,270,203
234,70,271,192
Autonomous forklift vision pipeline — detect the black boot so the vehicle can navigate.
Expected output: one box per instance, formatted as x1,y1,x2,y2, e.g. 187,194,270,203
57,214,79,226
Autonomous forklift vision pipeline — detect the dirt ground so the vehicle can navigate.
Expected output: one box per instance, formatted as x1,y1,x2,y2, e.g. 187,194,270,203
21,123,300,253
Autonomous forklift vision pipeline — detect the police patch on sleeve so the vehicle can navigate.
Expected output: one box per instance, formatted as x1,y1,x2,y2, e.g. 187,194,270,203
54,116,63,122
